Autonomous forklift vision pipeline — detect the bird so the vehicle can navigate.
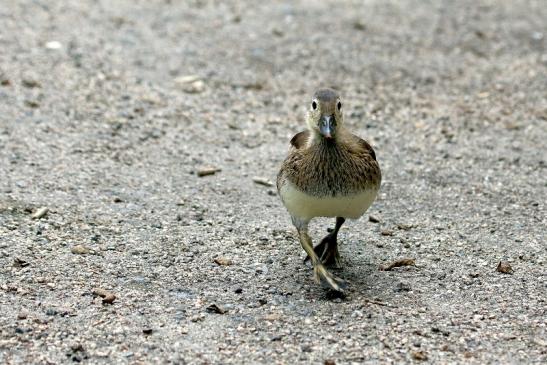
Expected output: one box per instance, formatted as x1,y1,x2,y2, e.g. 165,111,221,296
277,88,381,292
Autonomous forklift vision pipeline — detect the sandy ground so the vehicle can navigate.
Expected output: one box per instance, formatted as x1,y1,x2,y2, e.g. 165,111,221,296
0,0,546,364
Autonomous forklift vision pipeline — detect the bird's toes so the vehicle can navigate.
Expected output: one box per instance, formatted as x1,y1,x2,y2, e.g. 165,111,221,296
323,249,343,270
314,265,347,292
320,274,347,292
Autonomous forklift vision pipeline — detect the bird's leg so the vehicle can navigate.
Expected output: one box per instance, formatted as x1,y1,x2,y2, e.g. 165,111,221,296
294,218,346,292
307,217,345,269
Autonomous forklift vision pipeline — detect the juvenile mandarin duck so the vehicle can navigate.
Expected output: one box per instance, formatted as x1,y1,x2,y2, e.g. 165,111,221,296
277,88,381,292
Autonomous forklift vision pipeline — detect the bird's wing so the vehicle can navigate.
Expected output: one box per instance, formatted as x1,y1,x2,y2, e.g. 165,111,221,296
290,130,310,149
353,134,377,161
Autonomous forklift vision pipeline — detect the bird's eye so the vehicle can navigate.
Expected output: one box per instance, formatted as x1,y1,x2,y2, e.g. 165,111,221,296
311,101,317,110
337,101,342,110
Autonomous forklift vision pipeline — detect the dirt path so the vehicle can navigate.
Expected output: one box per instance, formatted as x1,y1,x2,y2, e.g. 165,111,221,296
1,1,546,363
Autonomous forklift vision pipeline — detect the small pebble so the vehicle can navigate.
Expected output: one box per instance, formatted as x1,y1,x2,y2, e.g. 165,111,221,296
174,75,200,84
353,21,366,31
496,261,513,274
252,177,274,187
369,215,380,223
71,245,91,255
179,79,205,94
379,258,415,271
197,167,220,177
22,79,40,88
411,350,428,361
397,223,414,230
31,207,49,219
214,257,233,266
70,343,85,352
395,282,411,292
45,41,62,49
206,303,226,314
92,288,116,304
13,258,29,268
25,100,40,108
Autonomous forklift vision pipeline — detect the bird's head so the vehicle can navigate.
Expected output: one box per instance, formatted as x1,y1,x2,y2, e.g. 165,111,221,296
306,88,343,141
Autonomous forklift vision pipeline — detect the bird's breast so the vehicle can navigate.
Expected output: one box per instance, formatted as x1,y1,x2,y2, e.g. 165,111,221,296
283,142,381,197
279,181,378,220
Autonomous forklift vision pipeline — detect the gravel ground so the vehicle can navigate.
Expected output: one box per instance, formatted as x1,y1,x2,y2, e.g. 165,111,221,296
1,0,546,364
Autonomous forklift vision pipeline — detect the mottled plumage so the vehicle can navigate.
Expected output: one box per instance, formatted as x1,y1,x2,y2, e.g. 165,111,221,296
278,130,380,197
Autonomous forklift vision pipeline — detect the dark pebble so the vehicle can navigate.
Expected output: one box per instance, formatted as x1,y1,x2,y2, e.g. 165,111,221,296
395,282,411,292
369,215,380,223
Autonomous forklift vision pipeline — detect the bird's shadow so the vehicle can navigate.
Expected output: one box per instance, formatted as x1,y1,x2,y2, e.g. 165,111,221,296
316,258,401,302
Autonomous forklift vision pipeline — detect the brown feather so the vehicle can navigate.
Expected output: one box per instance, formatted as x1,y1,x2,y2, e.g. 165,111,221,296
290,130,310,149
278,129,381,198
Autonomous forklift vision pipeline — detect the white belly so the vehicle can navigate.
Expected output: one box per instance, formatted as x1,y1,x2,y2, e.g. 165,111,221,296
280,182,378,220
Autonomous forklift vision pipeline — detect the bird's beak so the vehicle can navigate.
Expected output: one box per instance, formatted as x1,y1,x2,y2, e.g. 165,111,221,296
320,115,335,139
